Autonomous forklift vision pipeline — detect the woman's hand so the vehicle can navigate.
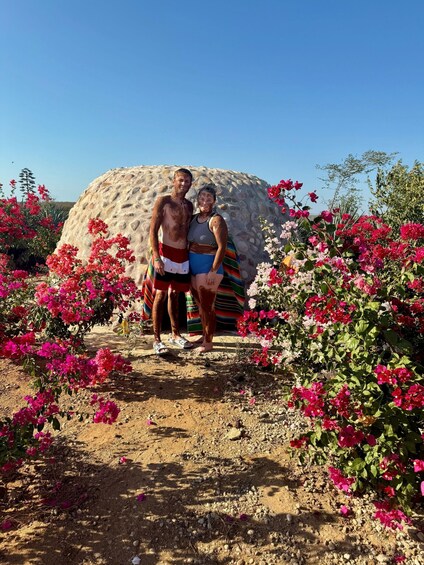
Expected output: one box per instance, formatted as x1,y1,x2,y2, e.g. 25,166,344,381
206,270,217,285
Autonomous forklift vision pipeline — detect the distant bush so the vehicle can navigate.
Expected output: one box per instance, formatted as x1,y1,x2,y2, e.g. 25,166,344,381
0,179,63,271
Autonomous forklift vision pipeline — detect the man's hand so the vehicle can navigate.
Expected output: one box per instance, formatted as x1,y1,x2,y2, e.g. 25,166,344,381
154,257,165,275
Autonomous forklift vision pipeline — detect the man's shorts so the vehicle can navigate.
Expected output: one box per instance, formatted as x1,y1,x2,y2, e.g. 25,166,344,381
189,252,224,276
152,242,190,292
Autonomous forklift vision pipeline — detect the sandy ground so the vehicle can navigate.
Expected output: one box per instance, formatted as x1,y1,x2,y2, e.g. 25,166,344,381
0,326,423,565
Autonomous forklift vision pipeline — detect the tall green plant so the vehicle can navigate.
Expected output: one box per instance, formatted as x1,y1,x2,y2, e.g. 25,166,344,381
317,150,397,216
370,160,424,234
19,168,36,196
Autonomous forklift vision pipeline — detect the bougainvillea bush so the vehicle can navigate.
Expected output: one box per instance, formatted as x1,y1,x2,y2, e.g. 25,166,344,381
1,207,142,475
0,180,62,270
238,179,424,528
34,217,143,343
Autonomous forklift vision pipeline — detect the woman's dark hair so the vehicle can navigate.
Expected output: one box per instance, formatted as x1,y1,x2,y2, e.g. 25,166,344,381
198,184,217,201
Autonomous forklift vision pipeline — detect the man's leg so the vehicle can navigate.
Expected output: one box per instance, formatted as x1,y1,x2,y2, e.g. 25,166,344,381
152,289,167,344
168,289,180,339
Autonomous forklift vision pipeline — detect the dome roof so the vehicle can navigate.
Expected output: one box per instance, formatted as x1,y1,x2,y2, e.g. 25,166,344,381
58,165,282,285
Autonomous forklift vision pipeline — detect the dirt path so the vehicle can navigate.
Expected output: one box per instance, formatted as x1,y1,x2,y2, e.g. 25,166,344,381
0,328,423,565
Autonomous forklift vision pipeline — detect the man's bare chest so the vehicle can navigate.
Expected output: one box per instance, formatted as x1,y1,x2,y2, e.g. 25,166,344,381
163,201,191,226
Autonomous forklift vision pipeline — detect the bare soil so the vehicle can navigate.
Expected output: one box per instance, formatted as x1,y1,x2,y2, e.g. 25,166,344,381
0,327,423,565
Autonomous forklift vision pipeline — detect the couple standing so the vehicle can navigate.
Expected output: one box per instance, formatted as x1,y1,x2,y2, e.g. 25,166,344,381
149,167,228,356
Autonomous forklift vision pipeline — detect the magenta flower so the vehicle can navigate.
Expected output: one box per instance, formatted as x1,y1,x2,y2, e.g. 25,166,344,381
321,210,333,223
136,493,146,502
339,505,351,517
337,425,365,448
373,501,411,530
328,467,355,493
413,459,424,472
366,434,377,446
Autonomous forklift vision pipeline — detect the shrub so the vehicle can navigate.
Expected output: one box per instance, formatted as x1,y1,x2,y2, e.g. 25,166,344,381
0,179,62,271
239,179,424,527
0,207,142,474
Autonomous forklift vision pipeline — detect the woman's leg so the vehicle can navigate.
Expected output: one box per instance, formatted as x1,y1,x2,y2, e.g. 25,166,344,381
195,273,223,351
190,276,204,343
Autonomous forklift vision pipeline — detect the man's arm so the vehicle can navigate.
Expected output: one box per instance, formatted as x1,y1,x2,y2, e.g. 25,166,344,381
149,196,165,274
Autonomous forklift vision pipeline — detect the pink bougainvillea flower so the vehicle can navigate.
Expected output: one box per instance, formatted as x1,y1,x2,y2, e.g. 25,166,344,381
146,419,153,426
87,217,109,235
239,389,246,395
367,434,377,446
249,397,256,405
421,481,424,496
373,500,411,530
393,555,406,563
339,505,351,517
136,493,146,502
413,459,424,472
399,223,424,241
328,467,355,493
321,210,333,223
119,456,128,464
383,486,395,498
290,436,309,449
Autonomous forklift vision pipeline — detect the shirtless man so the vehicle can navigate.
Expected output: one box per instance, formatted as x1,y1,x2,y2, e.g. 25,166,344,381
149,168,194,355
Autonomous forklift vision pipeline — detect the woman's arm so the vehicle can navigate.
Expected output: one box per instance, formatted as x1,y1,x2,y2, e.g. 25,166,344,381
209,215,228,273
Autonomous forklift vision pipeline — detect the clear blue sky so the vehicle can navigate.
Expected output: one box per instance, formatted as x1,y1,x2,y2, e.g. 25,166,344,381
1,0,423,212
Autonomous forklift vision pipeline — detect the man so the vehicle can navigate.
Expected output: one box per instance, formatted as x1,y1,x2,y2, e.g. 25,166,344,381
149,168,194,355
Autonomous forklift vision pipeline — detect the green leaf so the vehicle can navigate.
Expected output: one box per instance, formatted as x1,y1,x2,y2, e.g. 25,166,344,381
52,418,61,431
370,464,378,478
355,320,369,334
383,329,399,346
350,458,365,471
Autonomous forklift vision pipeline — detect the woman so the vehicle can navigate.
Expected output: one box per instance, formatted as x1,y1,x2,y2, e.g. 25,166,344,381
188,185,228,353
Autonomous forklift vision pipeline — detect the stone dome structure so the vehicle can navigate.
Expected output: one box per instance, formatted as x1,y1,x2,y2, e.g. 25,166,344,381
58,165,282,286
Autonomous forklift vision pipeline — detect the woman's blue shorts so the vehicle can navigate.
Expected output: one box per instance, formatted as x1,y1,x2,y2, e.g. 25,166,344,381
189,252,224,275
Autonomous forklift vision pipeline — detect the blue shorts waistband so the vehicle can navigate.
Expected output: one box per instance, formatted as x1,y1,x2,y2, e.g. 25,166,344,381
189,252,224,275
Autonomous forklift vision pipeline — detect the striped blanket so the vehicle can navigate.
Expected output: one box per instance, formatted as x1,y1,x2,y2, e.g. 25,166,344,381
141,237,245,334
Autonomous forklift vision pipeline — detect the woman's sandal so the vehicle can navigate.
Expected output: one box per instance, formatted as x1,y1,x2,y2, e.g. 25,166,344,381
168,336,193,349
